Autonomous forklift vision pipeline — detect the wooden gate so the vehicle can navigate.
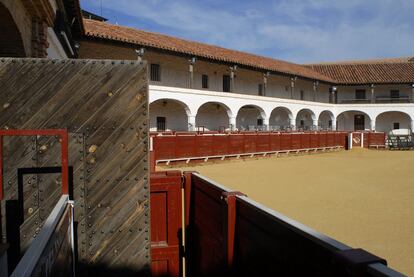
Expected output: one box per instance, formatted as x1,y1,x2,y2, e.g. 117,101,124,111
0,58,150,275
150,171,182,277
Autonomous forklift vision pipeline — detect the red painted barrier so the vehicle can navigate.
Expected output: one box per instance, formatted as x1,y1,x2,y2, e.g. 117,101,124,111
150,170,400,276
182,172,398,276
150,171,182,277
280,133,292,150
186,173,229,276
367,132,386,147
152,132,385,163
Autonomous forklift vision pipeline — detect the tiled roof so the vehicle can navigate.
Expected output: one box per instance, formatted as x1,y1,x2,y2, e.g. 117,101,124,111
306,61,414,85
306,57,414,65
83,19,414,86
82,19,335,83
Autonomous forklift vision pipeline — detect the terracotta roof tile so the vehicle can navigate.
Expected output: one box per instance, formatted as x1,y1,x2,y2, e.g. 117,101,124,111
83,19,414,86
306,62,414,85
82,19,335,83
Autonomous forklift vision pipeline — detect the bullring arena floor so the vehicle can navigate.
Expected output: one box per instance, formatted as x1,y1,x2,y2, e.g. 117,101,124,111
163,148,414,275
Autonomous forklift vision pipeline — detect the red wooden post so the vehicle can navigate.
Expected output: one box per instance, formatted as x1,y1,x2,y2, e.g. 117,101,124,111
183,171,195,226
227,194,236,267
221,191,246,269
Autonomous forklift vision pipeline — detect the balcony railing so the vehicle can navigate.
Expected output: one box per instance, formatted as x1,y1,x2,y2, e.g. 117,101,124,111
339,96,412,104
376,96,412,103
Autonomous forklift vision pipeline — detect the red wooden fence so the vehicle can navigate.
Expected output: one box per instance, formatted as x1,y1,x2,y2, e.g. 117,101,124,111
152,132,349,162
183,172,397,277
150,171,400,276
150,171,182,277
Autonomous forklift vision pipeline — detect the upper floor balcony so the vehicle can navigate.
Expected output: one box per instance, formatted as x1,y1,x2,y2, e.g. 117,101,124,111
149,84,414,133
339,96,413,104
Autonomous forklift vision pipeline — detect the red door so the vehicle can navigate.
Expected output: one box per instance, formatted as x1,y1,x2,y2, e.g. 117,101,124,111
150,171,182,277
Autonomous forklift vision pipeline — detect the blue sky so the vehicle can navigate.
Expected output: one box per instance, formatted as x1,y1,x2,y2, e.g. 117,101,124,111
80,0,414,64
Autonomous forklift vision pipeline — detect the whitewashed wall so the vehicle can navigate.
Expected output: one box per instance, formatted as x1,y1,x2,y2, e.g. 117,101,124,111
236,107,263,129
149,99,188,131
150,85,414,131
375,112,411,132
337,85,412,102
269,107,292,127
319,111,334,129
337,111,371,131
196,103,229,130
145,51,331,102
296,109,316,127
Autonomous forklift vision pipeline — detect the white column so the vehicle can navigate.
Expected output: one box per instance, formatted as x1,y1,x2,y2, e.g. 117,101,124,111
312,81,319,102
188,57,196,89
290,117,296,131
370,84,375,103
263,72,269,96
411,119,414,131
188,115,196,131
263,117,270,131
290,77,296,99
331,118,337,131
348,133,353,150
411,84,414,102
230,65,237,92
229,116,236,131
312,119,318,130
370,119,376,131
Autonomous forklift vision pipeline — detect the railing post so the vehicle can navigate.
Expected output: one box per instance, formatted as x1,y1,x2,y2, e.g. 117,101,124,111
370,84,375,103
221,191,246,271
182,171,195,277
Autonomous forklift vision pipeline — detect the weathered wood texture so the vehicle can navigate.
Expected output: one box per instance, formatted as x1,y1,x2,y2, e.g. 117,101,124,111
0,58,150,275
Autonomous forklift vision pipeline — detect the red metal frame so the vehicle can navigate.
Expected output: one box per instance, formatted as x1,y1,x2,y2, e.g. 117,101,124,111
0,129,69,200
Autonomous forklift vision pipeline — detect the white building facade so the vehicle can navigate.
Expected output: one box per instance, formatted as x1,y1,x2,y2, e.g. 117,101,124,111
80,20,414,133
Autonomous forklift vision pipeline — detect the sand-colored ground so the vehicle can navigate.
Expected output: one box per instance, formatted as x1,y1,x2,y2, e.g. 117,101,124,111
165,148,414,276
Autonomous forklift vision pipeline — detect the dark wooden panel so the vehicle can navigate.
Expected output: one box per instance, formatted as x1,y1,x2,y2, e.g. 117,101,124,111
0,58,150,275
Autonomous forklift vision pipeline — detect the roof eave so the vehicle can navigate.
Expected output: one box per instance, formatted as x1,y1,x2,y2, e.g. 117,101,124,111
82,34,336,84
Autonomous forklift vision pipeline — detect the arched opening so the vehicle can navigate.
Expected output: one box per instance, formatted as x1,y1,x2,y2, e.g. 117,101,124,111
149,99,190,131
296,109,316,130
318,110,335,130
375,111,412,133
269,107,293,131
196,102,231,131
236,105,266,131
0,3,26,57
337,110,371,131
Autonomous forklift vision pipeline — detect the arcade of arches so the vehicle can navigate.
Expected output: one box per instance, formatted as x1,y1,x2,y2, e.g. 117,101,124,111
150,99,413,133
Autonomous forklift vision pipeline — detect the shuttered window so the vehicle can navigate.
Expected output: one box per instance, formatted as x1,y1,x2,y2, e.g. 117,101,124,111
258,84,263,96
355,89,366,99
157,117,166,131
223,75,231,92
202,74,209,89
150,64,161,82
390,90,399,98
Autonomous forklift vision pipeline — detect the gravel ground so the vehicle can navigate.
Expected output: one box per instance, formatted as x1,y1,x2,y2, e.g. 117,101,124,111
165,148,414,275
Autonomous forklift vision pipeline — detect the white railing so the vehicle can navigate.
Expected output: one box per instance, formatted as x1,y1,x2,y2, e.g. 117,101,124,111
11,195,75,277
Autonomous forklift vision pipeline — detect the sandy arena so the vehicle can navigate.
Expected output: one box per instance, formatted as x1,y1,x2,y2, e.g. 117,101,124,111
164,148,414,275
